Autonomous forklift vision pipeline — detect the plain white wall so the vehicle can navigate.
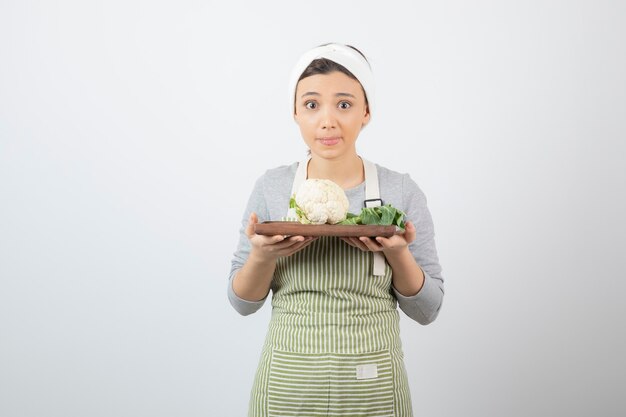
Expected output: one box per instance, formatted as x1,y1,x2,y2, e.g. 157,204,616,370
1,1,625,416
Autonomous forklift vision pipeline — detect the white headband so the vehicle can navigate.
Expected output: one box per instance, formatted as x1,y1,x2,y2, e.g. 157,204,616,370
288,43,375,120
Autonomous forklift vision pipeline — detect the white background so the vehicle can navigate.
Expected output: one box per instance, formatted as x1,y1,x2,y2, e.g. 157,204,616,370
1,1,625,416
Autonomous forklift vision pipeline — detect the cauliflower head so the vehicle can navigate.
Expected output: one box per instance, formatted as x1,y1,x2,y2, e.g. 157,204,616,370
294,179,349,224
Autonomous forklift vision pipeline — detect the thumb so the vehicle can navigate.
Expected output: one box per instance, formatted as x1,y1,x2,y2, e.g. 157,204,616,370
404,221,417,244
245,212,258,237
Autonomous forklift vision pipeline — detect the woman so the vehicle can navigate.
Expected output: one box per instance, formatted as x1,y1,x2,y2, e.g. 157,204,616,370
228,43,444,417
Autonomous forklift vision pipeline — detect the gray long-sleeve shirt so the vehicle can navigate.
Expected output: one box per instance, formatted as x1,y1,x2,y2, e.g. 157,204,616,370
228,161,444,325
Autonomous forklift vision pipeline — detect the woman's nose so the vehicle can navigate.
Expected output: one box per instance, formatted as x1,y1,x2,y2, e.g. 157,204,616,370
320,107,337,129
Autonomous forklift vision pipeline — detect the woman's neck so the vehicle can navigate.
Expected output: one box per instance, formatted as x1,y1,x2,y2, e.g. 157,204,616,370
307,154,364,190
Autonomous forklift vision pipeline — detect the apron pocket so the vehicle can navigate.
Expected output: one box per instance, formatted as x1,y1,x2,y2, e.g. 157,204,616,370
268,349,395,417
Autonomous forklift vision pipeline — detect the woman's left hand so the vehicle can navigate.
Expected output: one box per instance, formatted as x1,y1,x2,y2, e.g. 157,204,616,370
340,221,417,255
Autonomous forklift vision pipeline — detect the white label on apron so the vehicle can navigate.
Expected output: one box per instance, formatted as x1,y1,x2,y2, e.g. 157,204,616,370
356,363,378,380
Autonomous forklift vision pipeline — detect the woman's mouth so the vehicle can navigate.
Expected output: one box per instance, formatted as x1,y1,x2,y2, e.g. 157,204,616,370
318,137,341,146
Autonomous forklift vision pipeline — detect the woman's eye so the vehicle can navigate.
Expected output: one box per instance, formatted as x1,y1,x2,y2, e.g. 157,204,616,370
305,101,317,110
338,101,351,109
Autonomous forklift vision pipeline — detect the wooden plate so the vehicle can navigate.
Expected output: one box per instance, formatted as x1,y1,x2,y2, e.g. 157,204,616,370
254,221,402,237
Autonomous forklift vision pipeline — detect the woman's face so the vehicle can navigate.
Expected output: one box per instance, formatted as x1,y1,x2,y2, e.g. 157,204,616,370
294,71,370,161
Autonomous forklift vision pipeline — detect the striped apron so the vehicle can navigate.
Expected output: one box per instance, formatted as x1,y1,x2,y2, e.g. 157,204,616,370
249,159,413,417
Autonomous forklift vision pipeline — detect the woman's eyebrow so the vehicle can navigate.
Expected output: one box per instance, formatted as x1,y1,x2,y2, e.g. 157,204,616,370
300,92,356,98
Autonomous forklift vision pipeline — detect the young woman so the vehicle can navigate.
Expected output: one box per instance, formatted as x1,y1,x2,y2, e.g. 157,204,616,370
228,43,444,417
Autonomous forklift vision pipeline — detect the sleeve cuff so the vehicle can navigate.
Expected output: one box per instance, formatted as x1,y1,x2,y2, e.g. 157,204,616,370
391,267,443,324
227,273,267,316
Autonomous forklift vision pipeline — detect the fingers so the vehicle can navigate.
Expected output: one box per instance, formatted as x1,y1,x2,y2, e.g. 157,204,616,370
373,222,416,253
375,234,408,251
341,237,359,249
260,235,312,252
341,237,381,252
249,234,308,262
375,236,390,248
275,235,307,249
359,236,383,251
248,233,285,253
267,234,287,244
282,236,317,256
272,236,317,257
340,237,355,247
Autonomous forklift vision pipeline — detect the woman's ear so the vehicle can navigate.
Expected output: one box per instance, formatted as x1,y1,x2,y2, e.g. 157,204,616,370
361,108,371,127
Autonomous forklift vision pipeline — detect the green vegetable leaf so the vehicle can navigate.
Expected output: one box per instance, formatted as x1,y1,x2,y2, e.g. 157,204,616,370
291,195,406,229
289,196,311,224
339,204,406,229
379,205,396,225
340,213,361,225
360,207,381,225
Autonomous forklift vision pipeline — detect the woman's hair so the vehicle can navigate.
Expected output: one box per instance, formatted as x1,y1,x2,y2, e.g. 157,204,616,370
297,45,370,108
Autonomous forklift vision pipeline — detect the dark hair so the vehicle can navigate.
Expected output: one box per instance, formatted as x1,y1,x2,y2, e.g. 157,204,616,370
298,58,357,81
297,44,370,108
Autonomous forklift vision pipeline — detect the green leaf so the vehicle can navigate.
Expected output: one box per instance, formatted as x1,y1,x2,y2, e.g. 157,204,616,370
339,213,361,225
360,207,381,224
393,210,406,229
289,196,312,224
338,204,406,229
295,205,310,224
379,205,396,225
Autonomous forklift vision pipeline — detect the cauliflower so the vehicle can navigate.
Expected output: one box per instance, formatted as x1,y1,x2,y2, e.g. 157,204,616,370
291,179,349,224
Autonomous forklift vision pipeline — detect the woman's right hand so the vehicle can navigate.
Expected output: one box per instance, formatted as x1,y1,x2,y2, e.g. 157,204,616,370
245,212,317,262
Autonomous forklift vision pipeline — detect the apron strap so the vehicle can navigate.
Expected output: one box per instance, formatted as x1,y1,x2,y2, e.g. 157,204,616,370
290,157,311,197
285,157,311,220
286,157,387,277
362,159,387,276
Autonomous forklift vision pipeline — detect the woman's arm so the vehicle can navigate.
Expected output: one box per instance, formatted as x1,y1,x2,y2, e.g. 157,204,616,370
343,221,443,325
344,221,425,294
377,222,425,296
341,173,444,324
232,213,315,302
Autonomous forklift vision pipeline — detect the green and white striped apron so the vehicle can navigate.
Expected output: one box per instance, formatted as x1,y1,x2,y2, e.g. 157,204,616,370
249,159,413,417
